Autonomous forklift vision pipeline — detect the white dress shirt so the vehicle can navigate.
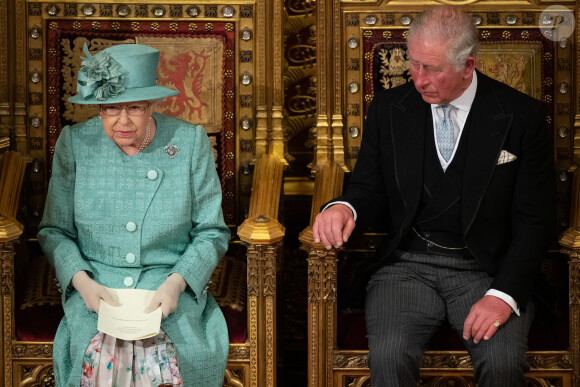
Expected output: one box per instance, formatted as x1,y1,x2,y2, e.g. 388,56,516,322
431,71,477,172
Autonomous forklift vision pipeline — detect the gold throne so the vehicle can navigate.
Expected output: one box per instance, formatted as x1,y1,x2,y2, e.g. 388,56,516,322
0,1,288,386
301,1,579,386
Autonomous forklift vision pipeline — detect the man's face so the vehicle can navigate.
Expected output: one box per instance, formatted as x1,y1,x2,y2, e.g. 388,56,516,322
408,36,475,104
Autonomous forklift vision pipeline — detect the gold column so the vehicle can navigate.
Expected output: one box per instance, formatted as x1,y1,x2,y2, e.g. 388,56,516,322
560,169,580,387
314,0,332,170
268,0,287,164
1,240,16,387
238,153,285,387
560,7,580,383
314,0,348,172
300,162,344,387
0,0,10,141
254,0,288,164
301,232,338,387
253,0,269,158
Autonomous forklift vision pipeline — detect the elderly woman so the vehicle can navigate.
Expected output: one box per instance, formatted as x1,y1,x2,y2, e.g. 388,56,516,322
38,44,230,386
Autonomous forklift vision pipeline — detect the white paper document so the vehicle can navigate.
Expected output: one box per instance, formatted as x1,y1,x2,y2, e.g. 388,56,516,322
97,288,162,341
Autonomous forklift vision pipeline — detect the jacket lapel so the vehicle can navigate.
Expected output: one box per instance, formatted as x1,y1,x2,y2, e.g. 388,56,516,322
390,85,428,229
462,72,513,234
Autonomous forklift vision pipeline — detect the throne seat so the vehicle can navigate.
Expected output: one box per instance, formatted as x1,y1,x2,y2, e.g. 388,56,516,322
3,3,288,386
15,252,248,344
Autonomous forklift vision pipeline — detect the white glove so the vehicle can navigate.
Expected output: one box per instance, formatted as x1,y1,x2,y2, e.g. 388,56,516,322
71,271,119,313
145,273,187,318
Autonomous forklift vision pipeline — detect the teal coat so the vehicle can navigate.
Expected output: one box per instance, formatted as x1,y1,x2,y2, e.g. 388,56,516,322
38,113,230,386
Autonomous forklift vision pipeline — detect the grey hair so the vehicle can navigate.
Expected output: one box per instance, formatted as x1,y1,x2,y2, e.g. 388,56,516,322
148,99,163,106
407,6,479,71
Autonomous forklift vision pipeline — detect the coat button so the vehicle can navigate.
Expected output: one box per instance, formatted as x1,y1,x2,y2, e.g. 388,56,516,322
123,277,134,287
424,232,431,238
126,221,137,232
147,170,158,180
427,242,434,248
125,253,136,264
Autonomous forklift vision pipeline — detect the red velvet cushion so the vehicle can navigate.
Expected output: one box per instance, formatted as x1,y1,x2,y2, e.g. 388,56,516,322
209,255,248,344
15,255,62,341
15,255,247,344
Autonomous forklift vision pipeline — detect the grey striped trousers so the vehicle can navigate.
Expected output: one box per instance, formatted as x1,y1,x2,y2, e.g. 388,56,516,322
364,250,534,387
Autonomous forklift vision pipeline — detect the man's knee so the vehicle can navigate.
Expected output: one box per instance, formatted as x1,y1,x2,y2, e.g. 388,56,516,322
368,333,424,370
368,335,424,387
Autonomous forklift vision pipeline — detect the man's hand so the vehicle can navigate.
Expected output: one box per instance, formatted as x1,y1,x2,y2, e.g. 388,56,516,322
72,271,119,313
463,295,512,344
312,204,356,250
145,273,187,318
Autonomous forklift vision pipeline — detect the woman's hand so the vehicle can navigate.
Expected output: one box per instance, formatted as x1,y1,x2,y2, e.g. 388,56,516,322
71,271,119,313
145,273,187,318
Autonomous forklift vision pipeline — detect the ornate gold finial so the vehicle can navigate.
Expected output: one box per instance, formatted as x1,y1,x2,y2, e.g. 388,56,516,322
238,215,284,244
254,214,270,223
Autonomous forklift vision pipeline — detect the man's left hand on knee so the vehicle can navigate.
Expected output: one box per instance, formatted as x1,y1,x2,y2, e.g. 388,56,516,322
462,295,512,344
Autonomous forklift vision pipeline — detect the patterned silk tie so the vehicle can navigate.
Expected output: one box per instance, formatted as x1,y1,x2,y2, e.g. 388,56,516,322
436,104,455,162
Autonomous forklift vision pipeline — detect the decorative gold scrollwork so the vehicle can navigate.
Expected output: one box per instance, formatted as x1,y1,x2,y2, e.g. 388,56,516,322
223,367,245,387
306,248,337,303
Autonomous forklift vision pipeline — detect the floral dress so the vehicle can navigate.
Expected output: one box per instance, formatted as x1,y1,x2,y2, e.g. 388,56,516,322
81,329,182,387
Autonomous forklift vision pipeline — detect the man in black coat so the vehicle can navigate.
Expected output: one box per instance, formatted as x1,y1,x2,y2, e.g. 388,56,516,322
313,5,555,386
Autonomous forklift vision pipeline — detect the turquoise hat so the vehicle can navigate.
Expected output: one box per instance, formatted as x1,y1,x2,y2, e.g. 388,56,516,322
68,43,180,104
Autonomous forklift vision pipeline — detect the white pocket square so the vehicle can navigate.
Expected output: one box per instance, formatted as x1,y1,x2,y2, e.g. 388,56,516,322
497,150,517,165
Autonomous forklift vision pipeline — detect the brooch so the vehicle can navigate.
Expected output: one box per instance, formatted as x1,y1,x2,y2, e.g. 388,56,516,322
164,143,179,159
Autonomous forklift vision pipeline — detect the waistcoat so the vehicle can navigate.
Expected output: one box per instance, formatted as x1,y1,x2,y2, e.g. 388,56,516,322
401,110,473,257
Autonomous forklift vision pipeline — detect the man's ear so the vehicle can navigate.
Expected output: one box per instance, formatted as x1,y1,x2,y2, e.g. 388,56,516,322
463,57,476,79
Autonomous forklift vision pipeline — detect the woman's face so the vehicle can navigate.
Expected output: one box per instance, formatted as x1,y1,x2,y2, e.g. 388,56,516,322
99,101,154,154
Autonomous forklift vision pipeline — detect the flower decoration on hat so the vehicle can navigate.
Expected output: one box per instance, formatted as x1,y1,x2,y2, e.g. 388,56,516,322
77,43,126,101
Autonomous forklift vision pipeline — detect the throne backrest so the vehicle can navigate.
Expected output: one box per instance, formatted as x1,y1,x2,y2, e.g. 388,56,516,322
304,4,578,386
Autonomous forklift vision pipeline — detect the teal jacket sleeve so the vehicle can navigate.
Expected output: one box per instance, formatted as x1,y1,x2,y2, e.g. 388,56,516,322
38,126,93,291
171,124,230,299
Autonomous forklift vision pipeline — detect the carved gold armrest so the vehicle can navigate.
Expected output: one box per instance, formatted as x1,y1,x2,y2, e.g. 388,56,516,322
0,137,9,151
238,153,285,244
236,153,285,387
0,151,28,220
0,216,23,243
0,151,27,242
300,162,345,387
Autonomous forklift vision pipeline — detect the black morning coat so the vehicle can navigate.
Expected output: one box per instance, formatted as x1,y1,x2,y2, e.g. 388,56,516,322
333,70,556,310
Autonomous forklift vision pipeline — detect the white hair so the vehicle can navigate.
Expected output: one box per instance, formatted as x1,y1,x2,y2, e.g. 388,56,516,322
407,6,479,71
